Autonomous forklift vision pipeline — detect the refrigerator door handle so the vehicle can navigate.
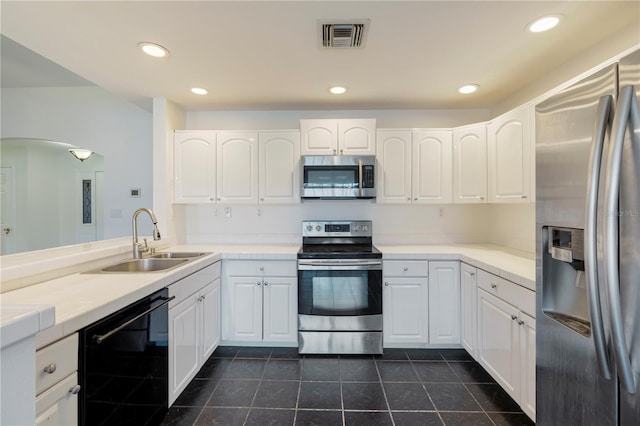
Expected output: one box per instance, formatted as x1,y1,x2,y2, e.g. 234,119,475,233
585,94,614,380
604,85,638,394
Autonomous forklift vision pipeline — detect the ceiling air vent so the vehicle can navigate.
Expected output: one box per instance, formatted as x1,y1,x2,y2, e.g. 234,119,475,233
320,19,369,48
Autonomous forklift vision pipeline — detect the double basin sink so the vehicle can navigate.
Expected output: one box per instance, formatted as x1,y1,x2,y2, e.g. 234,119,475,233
87,252,210,273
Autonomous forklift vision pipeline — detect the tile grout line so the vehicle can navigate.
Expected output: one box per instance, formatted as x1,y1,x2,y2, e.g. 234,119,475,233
409,352,446,426
373,355,397,426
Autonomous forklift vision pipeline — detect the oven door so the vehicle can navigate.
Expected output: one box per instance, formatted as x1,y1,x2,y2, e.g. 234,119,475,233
298,259,382,331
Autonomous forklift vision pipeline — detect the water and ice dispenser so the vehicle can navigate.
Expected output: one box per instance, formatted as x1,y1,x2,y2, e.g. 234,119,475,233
542,226,592,337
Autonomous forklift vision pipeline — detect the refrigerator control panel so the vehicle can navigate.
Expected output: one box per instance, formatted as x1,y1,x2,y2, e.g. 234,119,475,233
548,227,584,262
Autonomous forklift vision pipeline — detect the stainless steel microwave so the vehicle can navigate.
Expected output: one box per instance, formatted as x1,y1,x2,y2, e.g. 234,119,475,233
301,155,376,199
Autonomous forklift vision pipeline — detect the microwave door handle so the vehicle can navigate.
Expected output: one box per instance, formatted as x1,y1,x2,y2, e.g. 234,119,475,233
358,160,363,198
604,85,637,394
584,94,614,380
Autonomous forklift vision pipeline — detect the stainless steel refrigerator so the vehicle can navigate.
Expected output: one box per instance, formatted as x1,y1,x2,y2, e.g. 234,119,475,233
536,49,640,425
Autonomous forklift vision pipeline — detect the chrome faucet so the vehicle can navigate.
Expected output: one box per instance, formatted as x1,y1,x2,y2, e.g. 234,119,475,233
132,208,161,259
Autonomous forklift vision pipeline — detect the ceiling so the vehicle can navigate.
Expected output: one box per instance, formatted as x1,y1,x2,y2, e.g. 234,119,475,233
1,1,639,112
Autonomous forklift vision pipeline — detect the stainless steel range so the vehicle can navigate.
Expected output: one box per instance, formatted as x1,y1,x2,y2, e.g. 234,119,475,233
297,220,383,354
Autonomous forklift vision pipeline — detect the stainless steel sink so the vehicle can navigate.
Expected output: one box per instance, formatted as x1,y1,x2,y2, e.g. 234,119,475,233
86,258,189,273
150,252,209,259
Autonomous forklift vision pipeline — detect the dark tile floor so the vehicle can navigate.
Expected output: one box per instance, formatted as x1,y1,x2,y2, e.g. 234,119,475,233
160,347,534,426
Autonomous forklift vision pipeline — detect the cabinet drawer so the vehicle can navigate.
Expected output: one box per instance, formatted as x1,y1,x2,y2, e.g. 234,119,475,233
35,372,78,426
383,260,428,277
169,261,220,305
36,334,78,396
477,269,534,316
225,260,297,277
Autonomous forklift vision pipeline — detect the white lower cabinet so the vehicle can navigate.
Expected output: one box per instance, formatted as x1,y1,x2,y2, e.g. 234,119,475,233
428,261,460,344
383,260,429,345
222,260,298,344
476,269,536,422
460,263,477,357
169,262,221,405
35,334,79,426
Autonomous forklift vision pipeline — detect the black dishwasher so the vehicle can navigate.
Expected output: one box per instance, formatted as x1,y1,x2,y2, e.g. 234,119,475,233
79,288,174,426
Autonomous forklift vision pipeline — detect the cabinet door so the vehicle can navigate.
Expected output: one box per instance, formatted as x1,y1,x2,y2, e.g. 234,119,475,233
169,293,199,405
412,130,453,203
519,311,536,422
225,277,263,341
477,289,520,400
383,277,429,345
428,261,461,344
460,263,477,358
200,279,221,362
487,105,531,203
263,277,297,343
453,124,487,203
35,372,78,426
259,131,301,204
174,131,216,203
376,130,412,204
217,132,259,204
338,119,376,155
300,119,337,155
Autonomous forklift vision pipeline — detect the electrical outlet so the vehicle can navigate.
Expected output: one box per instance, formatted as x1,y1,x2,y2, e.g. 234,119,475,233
257,207,262,216
224,207,232,218
439,208,444,217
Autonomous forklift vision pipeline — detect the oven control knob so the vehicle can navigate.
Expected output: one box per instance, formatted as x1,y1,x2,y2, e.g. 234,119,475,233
362,225,369,232
316,225,321,231
306,225,313,232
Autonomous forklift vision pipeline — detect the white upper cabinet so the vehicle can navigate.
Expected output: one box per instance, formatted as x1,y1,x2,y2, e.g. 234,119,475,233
174,131,217,203
258,131,300,204
217,132,259,204
412,130,453,204
300,119,376,155
487,105,532,203
376,130,412,204
453,124,487,203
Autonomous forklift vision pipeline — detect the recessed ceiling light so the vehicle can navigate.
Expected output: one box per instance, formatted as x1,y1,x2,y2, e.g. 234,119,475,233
528,15,562,33
458,84,479,94
191,87,208,95
138,42,170,58
329,86,347,95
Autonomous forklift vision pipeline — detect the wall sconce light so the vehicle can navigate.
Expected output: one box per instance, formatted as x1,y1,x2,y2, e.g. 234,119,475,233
68,148,93,162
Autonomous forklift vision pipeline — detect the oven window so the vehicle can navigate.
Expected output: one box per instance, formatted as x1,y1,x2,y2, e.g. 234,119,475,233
304,167,358,188
298,270,382,316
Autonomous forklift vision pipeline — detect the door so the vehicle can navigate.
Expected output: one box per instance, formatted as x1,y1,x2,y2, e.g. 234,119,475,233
412,130,453,203
174,131,216,203
259,131,300,204
460,263,477,357
338,119,376,155
453,124,487,203
169,294,199,404
519,311,536,422
616,48,640,426
1,166,16,254
376,130,412,204
263,277,297,342
477,289,519,400
217,132,259,204
382,277,429,344
300,119,337,155
200,280,220,361
488,105,531,203
428,261,460,344
226,277,263,341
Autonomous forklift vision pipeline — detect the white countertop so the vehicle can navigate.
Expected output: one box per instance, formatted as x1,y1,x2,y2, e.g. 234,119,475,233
1,243,534,349
0,304,55,349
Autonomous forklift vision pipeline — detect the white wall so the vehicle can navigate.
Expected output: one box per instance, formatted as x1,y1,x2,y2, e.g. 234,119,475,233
487,204,536,254
1,86,153,240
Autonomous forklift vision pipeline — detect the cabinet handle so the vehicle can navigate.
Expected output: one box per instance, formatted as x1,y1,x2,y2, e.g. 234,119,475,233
264,281,269,286
480,197,485,200
491,283,497,289
407,198,411,201
43,363,57,374
259,266,264,272
518,319,525,326
333,149,337,154
257,281,262,286
511,315,518,321
414,197,418,201
470,272,475,276
340,149,344,154
384,282,389,286
209,197,214,202
201,295,206,301
403,267,408,272
521,195,528,199
69,385,82,395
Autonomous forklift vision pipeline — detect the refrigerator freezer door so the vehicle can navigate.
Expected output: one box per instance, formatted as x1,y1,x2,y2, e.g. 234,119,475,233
618,49,640,426
536,63,618,425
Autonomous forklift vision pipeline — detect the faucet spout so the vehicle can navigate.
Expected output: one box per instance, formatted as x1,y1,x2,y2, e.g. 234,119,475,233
132,208,161,259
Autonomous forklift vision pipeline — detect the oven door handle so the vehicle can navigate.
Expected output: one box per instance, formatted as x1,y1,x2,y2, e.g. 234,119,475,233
298,260,382,270
93,296,175,344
